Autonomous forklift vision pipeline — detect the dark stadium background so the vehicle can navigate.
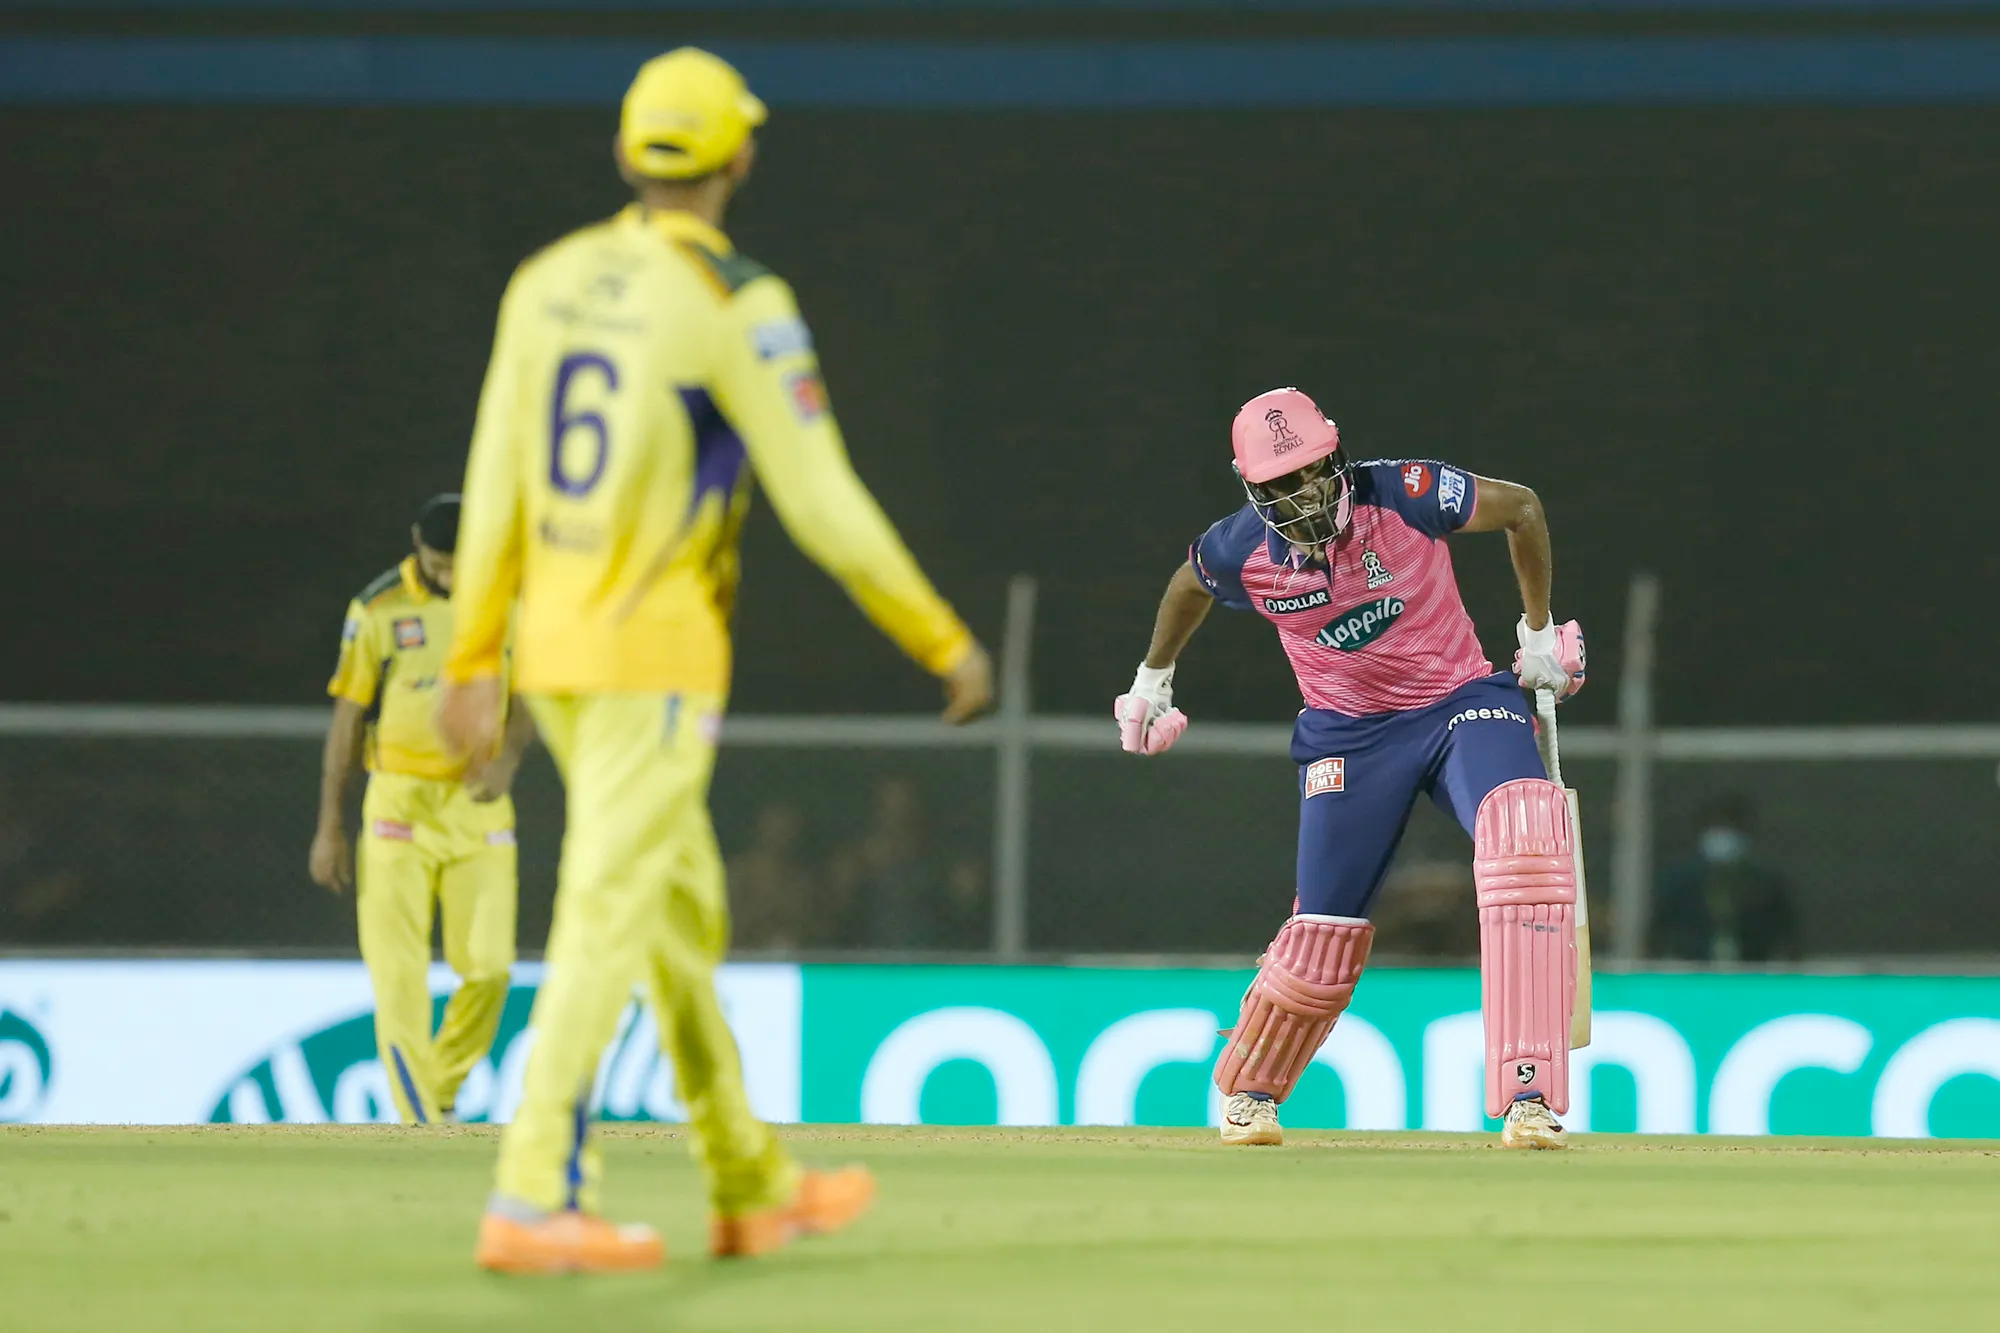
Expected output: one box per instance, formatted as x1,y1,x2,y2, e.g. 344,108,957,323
5,2,1999,956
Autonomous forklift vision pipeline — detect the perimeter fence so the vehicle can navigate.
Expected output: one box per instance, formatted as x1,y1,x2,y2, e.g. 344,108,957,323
3,576,1998,963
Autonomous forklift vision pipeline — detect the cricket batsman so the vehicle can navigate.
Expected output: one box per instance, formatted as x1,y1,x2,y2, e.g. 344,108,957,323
437,48,993,1273
1115,389,1586,1149
309,494,534,1124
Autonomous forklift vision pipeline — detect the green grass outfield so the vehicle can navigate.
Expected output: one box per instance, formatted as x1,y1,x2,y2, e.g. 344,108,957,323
3,1126,1999,1332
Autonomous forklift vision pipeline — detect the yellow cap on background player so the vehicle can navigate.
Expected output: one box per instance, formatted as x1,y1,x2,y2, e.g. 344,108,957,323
620,48,768,180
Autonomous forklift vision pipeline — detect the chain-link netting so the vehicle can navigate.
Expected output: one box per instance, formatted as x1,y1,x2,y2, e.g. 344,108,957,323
1026,752,1616,959
0,733,1992,958
0,735,992,955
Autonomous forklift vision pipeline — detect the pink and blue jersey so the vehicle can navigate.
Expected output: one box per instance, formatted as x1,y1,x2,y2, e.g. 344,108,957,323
1190,459,1491,716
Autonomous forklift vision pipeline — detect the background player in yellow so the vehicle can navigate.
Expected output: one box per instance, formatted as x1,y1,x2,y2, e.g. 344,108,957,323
310,494,535,1124
437,48,994,1274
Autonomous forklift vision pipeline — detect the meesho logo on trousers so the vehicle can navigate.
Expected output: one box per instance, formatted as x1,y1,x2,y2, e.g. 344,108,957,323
1316,597,1406,651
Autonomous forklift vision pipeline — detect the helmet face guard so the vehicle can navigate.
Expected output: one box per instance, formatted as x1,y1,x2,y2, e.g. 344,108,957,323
1239,451,1354,548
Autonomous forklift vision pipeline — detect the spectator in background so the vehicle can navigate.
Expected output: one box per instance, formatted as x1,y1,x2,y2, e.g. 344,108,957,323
1368,859,1479,960
1650,795,1800,963
727,803,820,952
831,777,987,950
834,779,931,949
0,775,146,945
0,801,89,943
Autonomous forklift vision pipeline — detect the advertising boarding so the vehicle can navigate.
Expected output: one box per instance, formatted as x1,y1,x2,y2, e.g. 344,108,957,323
2,961,1997,1138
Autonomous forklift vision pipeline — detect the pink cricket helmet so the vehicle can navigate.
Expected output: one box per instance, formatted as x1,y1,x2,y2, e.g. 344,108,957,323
1231,388,1340,484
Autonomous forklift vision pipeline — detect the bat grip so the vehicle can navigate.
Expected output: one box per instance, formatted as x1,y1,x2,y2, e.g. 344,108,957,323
1534,687,1563,787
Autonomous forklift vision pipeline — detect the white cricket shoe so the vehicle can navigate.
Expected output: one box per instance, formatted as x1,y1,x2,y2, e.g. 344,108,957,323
1219,1092,1283,1146
1500,1095,1568,1150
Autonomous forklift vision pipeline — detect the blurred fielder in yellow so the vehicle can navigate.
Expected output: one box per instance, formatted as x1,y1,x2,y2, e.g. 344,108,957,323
438,48,993,1274
310,494,534,1124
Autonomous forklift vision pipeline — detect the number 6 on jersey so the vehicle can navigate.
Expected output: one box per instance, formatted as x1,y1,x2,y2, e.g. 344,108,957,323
549,352,618,497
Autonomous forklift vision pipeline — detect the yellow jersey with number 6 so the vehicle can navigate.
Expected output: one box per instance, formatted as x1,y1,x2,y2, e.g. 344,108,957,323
445,206,971,697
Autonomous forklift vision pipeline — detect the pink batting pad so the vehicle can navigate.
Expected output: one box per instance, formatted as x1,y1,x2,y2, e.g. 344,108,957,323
1213,915,1372,1103
1475,779,1578,1118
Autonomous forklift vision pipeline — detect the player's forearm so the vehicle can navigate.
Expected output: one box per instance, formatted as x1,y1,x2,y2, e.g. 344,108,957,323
498,697,537,765
1144,563,1215,668
1502,490,1554,630
317,703,366,831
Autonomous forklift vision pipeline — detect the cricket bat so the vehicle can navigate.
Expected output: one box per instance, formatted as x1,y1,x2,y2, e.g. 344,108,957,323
1534,688,1593,1050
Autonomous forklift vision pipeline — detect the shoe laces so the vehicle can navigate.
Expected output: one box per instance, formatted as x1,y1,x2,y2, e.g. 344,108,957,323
1510,1098,1561,1130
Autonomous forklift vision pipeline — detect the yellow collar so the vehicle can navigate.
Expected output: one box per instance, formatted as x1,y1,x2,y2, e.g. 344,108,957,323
398,556,435,604
622,203,733,256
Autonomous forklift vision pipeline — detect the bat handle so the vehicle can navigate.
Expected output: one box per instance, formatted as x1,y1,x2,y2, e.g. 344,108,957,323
1534,687,1563,787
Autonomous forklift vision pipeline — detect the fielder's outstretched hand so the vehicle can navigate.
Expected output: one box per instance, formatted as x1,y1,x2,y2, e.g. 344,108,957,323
942,642,996,724
1115,663,1189,755
1514,616,1587,701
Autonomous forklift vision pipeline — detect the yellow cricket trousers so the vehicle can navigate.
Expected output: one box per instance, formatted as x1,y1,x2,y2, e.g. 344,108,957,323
357,772,518,1124
495,692,795,1217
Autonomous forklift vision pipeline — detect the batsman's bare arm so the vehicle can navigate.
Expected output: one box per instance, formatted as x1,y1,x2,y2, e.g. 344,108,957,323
309,699,367,894
1142,562,1217,669
1460,476,1552,633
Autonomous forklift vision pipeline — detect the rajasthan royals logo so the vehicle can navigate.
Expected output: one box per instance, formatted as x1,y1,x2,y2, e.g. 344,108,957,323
1361,550,1394,590
1266,409,1304,457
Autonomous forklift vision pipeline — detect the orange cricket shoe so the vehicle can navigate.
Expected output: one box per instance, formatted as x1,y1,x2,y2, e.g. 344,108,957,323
709,1165,876,1259
475,1208,665,1275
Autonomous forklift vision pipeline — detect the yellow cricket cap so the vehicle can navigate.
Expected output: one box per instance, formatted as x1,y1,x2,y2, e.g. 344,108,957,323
620,48,768,180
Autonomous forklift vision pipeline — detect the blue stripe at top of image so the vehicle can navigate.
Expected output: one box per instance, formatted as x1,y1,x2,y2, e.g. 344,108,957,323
5,37,2000,106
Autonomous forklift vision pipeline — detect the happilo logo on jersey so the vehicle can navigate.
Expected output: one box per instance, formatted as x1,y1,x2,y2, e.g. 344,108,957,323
0,1009,54,1123
1316,596,1406,651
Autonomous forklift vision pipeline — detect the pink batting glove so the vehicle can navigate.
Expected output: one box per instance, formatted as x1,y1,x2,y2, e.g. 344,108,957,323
1115,662,1189,755
1115,695,1189,755
1514,617,1586,700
